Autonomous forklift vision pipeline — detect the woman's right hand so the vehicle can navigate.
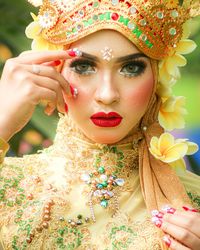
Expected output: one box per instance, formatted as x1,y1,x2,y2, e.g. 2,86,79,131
0,50,74,141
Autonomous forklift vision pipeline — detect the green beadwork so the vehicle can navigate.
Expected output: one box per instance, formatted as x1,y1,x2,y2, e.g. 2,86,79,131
66,12,153,49
187,191,200,209
109,225,136,249
0,165,25,207
102,181,108,187
55,226,83,249
98,166,105,173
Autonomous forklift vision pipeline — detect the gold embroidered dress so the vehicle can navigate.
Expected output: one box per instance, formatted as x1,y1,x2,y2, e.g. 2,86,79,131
0,115,200,250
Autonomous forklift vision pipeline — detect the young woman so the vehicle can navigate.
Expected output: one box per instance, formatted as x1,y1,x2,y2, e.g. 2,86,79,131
0,0,200,249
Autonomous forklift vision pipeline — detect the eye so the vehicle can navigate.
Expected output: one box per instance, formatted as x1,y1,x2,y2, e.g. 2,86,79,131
69,59,97,75
119,61,147,77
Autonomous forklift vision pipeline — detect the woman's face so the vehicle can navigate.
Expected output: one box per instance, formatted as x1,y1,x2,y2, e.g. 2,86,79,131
61,30,154,144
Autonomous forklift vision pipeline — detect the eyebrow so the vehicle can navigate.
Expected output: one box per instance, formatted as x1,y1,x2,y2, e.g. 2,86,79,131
81,52,147,63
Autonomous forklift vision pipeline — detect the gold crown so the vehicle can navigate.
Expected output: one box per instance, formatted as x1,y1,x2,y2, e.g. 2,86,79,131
28,0,199,60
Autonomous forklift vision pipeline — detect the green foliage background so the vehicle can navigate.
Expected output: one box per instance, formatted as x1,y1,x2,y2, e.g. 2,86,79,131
0,0,200,164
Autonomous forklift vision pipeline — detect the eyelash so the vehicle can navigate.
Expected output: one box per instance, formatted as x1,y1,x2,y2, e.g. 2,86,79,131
69,59,147,77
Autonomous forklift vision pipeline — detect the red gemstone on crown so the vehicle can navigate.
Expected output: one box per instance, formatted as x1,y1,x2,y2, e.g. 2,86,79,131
111,13,119,20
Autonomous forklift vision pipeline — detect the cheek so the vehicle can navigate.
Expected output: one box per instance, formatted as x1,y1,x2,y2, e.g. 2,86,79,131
126,77,154,108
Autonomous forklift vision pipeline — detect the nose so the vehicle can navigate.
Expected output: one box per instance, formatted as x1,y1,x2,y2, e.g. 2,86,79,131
94,72,120,105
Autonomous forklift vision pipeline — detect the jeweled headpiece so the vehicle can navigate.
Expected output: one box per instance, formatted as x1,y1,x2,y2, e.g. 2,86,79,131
27,0,199,60
26,0,200,170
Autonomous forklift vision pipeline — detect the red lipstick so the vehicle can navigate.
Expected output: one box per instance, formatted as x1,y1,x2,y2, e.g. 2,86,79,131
90,112,122,127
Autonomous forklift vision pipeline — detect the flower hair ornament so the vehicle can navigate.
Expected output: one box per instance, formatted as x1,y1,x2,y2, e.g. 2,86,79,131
26,1,200,246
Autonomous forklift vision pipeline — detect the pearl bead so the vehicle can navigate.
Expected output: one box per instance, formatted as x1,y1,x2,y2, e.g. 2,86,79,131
143,126,147,131
71,221,76,227
42,222,49,229
48,199,54,205
27,193,33,200
36,226,43,232
26,237,32,243
85,217,90,223
43,215,50,221
44,209,50,215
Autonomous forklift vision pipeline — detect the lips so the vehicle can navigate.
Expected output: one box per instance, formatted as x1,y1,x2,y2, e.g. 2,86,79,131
90,112,122,127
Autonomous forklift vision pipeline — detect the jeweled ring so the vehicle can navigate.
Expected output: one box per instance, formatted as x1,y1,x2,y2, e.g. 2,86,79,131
32,64,41,75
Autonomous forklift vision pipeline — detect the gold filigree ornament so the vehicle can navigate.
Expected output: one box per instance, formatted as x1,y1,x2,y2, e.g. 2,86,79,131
26,0,200,59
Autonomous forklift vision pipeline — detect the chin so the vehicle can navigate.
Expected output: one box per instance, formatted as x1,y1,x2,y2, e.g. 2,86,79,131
86,131,126,145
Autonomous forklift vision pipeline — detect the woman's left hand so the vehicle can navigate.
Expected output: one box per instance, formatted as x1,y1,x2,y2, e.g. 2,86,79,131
151,206,200,250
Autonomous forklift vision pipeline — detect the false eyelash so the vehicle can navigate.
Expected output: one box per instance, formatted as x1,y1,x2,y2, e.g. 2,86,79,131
69,58,96,68
119,60,147,77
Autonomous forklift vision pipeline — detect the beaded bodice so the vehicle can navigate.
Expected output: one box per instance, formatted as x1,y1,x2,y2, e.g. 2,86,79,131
0,115,199,250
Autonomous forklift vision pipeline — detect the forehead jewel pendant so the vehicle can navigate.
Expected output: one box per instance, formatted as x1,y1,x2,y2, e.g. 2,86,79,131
101,47,114,61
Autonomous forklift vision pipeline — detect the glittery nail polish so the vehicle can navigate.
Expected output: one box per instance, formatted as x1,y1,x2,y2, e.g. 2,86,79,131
161,205,176,214
162,235,171,247
151,217,163,228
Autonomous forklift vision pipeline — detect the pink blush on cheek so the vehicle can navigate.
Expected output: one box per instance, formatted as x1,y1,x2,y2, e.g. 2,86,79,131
126,79,154,107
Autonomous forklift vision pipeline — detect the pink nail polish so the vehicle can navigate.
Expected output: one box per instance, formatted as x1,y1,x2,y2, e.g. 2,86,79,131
182,206,199,212
167,208,176,214
191,208,199,213
162,205,176,214
162,235,171,247
68,50,77,57
65,103,68,113
151,217,163,228
70,85,75,95
156,212,164,219
53,60,61,66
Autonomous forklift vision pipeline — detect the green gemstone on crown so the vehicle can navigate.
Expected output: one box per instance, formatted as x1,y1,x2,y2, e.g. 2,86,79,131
169,27,177,36
98,166,105,173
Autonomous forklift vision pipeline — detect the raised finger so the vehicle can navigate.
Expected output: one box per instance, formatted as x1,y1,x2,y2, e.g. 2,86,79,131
32,74,66,113
161,220,200,249
17,49,82,64
162,235,190,250
32,86,57,107
26,64,72,97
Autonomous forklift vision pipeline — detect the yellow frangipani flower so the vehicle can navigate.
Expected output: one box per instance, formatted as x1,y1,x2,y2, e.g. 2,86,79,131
158,96,187,131
157,22,197,98
149,133,198,168
25,13,62,51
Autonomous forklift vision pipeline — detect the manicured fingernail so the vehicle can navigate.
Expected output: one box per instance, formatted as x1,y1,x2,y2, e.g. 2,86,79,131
191,209,199,212
68,48,82,57
65,103,68,113
162,235,171,247
182,206,190,211
151,210,164,218
70,85,78,98
182,206,198,212
151,217,163,228
53,60,61,66
161,205,176,214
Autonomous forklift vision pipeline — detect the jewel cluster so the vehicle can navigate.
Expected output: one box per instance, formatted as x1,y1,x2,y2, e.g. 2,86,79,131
81,166,125,208
81,146,125,208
